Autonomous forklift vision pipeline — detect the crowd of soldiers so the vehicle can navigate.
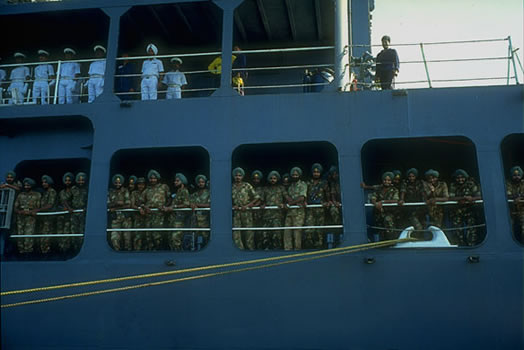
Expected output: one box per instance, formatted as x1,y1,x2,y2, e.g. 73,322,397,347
231,164,342,251
3,164,522,256
363,167,505,246
107,170,210,252
1,171,88,255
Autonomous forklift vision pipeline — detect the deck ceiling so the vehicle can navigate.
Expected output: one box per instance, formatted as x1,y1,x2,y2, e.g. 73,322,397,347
0,0,335,60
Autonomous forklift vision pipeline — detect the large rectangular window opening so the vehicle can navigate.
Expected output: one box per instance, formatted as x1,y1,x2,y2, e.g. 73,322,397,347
232,141,342,251
361,137,486,248
233,0,335,95
116,2,223,101
0,9,109,105
501,134,524,245
109,147,210,252
1,158,91,261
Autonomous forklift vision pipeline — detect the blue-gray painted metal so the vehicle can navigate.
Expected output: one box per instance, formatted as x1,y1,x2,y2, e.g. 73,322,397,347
1,0,523,349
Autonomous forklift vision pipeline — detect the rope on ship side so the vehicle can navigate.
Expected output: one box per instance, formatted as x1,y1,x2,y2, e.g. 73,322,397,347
0,238,416,309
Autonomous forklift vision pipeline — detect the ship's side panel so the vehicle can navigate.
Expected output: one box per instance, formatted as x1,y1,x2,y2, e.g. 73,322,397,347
1,86,523,349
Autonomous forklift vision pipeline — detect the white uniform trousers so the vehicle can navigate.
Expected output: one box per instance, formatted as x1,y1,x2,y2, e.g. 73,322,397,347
58,78,76,104
141,76,158,100
166,85,182,99
88,76,104,103
33,80,50,104
8,81,27,104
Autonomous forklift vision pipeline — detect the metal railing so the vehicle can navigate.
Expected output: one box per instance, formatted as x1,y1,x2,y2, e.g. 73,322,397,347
350,36,523,89
1,37,522,105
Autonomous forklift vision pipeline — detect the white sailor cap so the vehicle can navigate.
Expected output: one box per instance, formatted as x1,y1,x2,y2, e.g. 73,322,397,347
93,45,106,53
64,48,77,55
146,43,158,55
170,57,183,64
14,52,26,59
38,50,50,56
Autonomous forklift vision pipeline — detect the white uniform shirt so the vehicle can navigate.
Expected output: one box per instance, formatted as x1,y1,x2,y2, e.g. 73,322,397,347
60,62,81,79
10,66,30,81
162,70,187,87
0,69,6,81
34,64,55,80
88,60,106,76
141,58,164,78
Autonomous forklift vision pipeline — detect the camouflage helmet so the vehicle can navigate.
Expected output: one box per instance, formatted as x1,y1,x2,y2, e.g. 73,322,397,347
195,174,207,184
41,174,54,185
112,174,125,185
267,170,281,181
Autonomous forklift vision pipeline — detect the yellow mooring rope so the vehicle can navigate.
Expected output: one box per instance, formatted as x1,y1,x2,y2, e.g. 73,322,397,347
1,238,414,309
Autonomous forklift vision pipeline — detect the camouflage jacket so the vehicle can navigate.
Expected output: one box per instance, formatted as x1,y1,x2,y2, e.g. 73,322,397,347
424,181,449,199
253,186,265,205
191,189,210,206
306,179,328,204
329,180,341,202
263,185,286,206
171,187,190,207
58,188,73,210
506,179,524,199
71,185,88,209
287,180,307,203
40,187,57,210
449,179,481,198
232,182,259,207
107,187,131,208
130,189,145,208
400,179,426,202
191,189,210,216
144,184,168,208
15,191,41,211
370,185,399,202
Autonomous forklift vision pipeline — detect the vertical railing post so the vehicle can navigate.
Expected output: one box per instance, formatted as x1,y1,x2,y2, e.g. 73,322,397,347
419,43,432,88
334,0,350,91
508,36,520,85
53,60,61,105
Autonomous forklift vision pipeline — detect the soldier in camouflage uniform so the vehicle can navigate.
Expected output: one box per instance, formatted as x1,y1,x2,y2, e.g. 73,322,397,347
0,170,23,191
107,174,132,251
164,173,190,251
423,169,449,228
1,170,23,235
261,170,286,249
506,166,524,243
448,169,482,246
71,172,88,252
131,177,147,250
190,175,210,247
232,167,260,250
327,166,342,225
57,172,74,252
14,178,41,254
37,175,57,254
392,170,402,192
369,172,400,241
398,168,427,233
282,173,290,192
250,170,265,249
305,163,329,248
141,169,169,250
284,167,307,250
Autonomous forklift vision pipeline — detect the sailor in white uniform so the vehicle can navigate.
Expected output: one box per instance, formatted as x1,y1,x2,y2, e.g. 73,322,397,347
8,52,30,105
141,43,164,100
162,57,187,99
33,50,55,105
58,48,81,104
87,45,107,103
